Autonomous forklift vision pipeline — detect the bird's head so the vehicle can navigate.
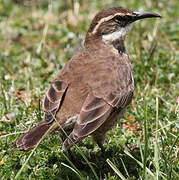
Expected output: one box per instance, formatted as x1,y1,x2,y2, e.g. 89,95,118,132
85,7,161,45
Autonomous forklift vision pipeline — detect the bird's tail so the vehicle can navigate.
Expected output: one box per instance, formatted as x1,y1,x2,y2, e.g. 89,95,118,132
12,121,51,151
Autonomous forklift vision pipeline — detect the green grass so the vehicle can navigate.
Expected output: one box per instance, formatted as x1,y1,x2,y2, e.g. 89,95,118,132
0,0,179,179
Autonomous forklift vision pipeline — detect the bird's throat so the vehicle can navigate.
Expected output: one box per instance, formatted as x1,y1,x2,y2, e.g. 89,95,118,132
101,23,133,54
112,39,126,54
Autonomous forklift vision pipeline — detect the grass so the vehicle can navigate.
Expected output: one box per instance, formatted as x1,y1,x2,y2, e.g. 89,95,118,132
0,0,179,179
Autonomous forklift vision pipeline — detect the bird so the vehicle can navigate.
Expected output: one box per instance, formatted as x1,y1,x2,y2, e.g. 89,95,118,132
12,7,160,154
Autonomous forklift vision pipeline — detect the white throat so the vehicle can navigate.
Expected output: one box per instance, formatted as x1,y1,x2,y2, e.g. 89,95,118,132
102,24,133,43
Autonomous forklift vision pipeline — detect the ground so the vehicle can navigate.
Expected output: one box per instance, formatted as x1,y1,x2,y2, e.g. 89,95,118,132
0,0,178,179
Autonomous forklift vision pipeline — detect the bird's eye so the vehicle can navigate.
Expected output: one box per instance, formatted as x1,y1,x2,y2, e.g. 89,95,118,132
114,15,125,22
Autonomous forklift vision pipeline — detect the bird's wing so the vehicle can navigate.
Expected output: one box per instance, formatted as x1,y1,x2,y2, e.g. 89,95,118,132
73,92,113,137
43,80,68,124
62,85,133,150
72,53,134,137
72,89,133,139
62,91,113,150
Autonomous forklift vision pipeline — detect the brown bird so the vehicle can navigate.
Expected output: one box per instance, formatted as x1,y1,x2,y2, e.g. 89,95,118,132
13,7,160,153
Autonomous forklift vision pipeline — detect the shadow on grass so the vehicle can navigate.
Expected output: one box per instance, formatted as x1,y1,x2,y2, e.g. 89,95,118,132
53,143,142,179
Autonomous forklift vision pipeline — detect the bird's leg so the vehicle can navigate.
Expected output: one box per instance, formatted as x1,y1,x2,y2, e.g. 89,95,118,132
93,134,107,158
67,149,82,167
67,149,75,162
96,141,113,175
58,130,80,167
97,141,115,175
97,141,107,159
60,132,82,167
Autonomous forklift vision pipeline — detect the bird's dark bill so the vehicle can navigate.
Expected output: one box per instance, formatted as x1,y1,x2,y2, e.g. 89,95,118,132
132,11,161,22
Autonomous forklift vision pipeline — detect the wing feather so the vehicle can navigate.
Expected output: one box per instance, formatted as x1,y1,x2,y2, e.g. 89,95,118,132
73,92,113,136
74,107,112,137
43,80,68,124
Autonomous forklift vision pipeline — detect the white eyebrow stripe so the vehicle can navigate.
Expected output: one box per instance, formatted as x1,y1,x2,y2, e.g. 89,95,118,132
91,12,134,34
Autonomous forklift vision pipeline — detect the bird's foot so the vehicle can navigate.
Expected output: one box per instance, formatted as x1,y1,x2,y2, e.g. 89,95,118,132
66,149,83,168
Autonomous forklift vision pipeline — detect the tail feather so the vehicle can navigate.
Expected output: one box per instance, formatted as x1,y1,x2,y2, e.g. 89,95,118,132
12,122,51,151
